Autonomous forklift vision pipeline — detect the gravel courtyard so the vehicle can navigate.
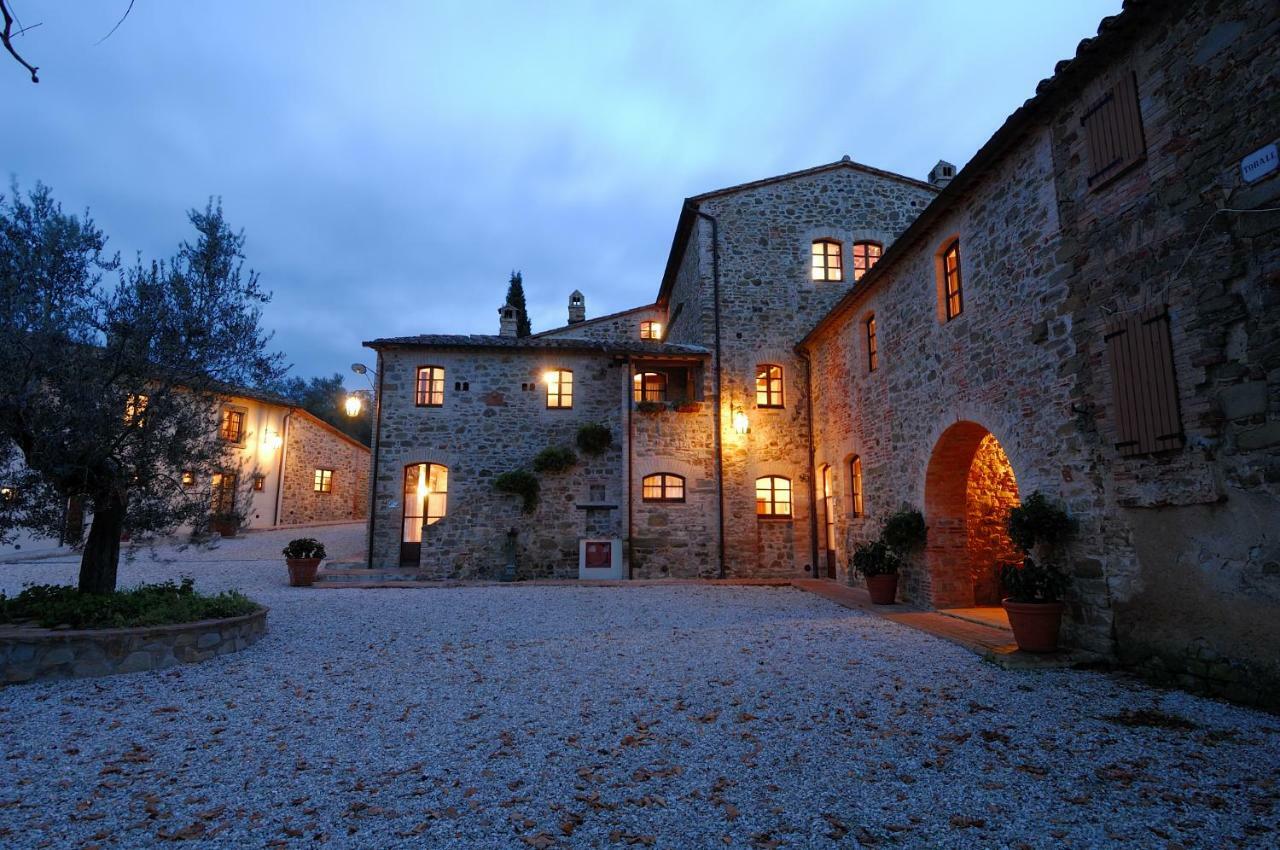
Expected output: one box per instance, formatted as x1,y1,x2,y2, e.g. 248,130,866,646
1,524,1277,849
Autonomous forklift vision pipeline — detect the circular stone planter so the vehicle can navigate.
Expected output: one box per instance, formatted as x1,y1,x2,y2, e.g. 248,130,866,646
0,607,268,684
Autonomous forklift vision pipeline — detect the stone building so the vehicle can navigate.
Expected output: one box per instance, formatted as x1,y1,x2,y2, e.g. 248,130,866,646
365,0,1279,706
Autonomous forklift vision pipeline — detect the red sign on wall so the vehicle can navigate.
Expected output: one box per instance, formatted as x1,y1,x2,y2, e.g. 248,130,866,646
584,541,612,568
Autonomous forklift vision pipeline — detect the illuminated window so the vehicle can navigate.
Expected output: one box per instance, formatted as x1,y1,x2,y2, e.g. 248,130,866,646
633,371,667,403
181,470,195,487
402,463,448,543
811,239,842,281
640,321,662,340
941,240,963,320
219,408,245,443
124,394,149,427
210,472,237,516
641,473,685,502
865,315,878,372
850,456,864,518
852,241,882,281
313,468,333,493
755,476,792,517
545,369,573,409
755,364,784,408
415,366,445,407
253,474,266,492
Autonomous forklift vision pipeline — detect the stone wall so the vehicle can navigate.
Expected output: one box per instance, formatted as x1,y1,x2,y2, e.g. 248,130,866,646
805,0,1280,704
806,131,1079,623
280,412,370,526
1047,0,1280,706
0,608,267,683
537,305,665,342
368,345,718,579
676,165,937,578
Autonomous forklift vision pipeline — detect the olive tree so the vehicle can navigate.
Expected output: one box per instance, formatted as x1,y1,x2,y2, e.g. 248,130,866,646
0,183,284,592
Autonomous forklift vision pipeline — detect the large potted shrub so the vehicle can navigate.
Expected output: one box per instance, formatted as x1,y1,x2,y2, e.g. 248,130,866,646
998,493,1076,652
282,538,327,587
851,541,901,604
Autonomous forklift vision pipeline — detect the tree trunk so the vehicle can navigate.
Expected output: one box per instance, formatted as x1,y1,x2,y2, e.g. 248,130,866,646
78,489,125,594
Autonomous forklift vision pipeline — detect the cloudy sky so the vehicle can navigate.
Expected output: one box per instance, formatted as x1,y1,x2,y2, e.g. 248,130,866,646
5,1,1120,387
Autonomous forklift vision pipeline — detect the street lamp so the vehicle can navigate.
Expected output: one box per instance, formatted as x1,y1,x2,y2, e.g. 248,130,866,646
346,363,378,418
344,394,363,417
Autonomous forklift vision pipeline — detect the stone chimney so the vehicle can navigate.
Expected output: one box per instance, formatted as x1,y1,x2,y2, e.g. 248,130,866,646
568,290,586,324
498,303,518,337
929,160,957,188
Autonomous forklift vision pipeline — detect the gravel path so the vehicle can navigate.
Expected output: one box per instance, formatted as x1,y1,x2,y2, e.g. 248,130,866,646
1,524,1277,848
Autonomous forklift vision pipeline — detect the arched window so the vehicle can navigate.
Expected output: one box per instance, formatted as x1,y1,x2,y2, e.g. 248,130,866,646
811,239,842,281
639,320,662,340
401,463,448,566
545,368,573,409
755,364,784,408
633,371,667,403
416,366,445,407
756,476,792,517
641,473,685,502
865,314,878,372
850,456,864,518
852,241,882,281
941,239,963,320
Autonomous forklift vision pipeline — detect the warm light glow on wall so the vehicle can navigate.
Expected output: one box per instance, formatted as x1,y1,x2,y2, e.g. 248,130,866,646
344,394,363,417
542,371,557,385
732,408,749,435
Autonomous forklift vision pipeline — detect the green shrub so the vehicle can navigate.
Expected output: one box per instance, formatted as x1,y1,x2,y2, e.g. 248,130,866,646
882,507,927,553
0,578,259,629
851,540,901,577
576,423,613,455
1007,492,1076,553
494,470,539,512
999,556,1070,603
282,538,326,559
532,446,577,474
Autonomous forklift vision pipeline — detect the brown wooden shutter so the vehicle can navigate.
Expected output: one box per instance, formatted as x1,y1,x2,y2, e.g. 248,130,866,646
1104,305,1184,457
1081,72,1146,190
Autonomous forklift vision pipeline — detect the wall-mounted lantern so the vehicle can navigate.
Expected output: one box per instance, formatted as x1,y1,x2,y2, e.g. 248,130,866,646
732,406,749,435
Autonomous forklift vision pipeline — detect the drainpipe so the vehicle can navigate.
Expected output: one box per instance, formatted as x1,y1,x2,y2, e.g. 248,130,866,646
625,355,634,580
800,348,820,579
366,350,385,569
272,408,295,527
694,207,726,580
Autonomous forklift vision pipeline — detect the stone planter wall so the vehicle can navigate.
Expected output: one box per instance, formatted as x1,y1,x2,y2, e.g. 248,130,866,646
0,607,268,684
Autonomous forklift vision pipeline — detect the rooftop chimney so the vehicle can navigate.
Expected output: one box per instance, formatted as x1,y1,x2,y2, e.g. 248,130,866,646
929,160,956,188
568,290,586,324
498,303,518,337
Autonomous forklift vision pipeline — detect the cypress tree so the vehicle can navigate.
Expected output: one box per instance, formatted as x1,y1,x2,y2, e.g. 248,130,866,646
505,270,531,337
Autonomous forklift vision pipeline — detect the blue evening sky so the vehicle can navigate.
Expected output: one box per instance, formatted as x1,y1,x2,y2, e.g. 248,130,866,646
4,1,1121,386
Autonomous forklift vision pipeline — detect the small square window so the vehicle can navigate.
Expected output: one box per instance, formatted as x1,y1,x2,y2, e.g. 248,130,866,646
313,468,333,493
181,470,195,487
219,408,246,443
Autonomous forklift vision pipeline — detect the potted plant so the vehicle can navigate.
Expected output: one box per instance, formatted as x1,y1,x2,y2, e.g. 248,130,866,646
998,493,1076,652
851,541,901,604
282,538,327,587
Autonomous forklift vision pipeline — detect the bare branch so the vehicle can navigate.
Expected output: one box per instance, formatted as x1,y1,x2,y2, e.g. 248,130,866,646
95,0,135,47
0,0,39,83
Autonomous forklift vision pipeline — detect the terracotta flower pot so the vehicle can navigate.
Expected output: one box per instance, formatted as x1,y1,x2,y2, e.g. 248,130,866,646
211,517,239,538
865,573,899,605
286,557,322,587
1002,599,1066,652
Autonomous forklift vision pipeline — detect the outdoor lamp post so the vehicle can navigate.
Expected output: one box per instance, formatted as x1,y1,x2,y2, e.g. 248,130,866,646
344,394,363,417
346,362,377,418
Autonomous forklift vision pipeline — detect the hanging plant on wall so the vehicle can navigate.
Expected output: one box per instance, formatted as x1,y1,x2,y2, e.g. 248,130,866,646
532,446,577,474
576,423,613,455
494,470,539,513
881,507,927,554
634,400,667,414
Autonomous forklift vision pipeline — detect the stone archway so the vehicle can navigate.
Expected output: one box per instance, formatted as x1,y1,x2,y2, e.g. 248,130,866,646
923,421,1022,609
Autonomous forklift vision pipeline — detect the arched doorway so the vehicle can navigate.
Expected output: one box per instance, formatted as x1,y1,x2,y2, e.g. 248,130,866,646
923,421,1021,610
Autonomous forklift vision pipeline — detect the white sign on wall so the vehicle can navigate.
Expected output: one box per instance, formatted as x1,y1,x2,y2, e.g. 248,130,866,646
1241,142,1278,183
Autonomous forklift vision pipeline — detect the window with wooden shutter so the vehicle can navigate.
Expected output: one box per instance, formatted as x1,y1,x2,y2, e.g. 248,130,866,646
1081,72,1146,190
1104,305,1183,457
